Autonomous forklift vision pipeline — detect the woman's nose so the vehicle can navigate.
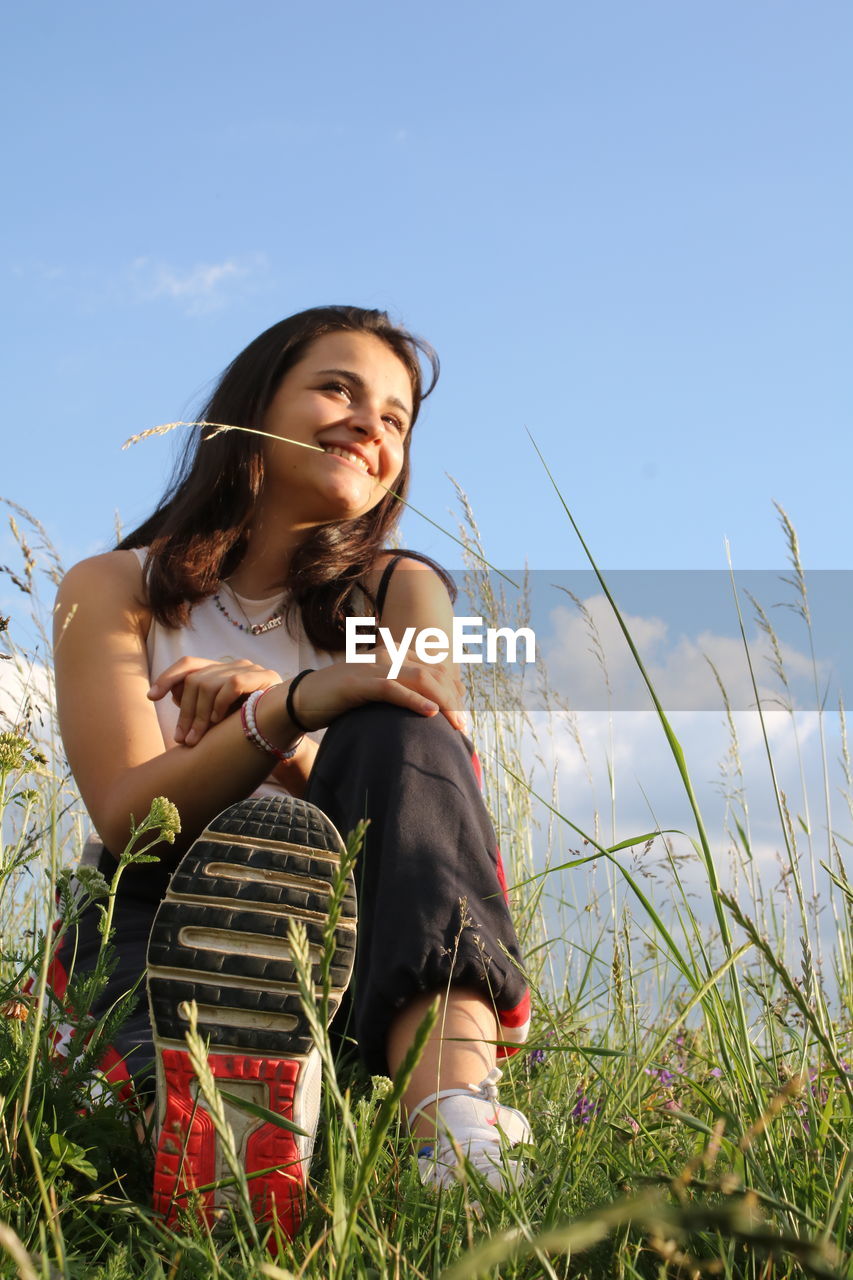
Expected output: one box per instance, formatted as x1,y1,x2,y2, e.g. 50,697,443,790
347,402,384,438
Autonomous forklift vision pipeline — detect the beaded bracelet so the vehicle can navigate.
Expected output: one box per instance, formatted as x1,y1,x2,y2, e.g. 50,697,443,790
240,687,303,762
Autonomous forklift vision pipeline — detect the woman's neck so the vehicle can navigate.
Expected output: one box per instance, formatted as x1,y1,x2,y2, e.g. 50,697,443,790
224,516,305,598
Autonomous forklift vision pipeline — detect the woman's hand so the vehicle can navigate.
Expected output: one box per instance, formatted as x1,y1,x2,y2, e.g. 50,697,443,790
284,554,468,735
281,656,466,735
148,656,282,746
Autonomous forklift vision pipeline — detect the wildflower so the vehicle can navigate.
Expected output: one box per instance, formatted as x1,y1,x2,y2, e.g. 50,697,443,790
370,1075,393,1100
0,731,29,774
571,1087,602,1124
644,1064,682,1113
528,1047,547,1067
74,864,110,901
2,998,29,1021
149,796,181,842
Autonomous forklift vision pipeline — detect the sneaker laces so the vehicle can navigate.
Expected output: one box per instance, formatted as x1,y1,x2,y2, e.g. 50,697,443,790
410,1067,531,1190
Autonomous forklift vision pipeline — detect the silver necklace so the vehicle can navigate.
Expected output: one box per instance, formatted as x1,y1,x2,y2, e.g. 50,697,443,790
213,591,284,636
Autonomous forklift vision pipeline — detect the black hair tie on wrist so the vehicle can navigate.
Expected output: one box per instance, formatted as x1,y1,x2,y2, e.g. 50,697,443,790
286,668,315,733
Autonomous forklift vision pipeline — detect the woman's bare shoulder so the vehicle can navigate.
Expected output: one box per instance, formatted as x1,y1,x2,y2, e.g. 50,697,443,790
61,547,143,582
361,553,455,636
362,551,440,597
55,550,149,636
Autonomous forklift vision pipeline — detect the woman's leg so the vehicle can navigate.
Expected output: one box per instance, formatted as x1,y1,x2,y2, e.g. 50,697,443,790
385,988,499,1136
304,704,530,1107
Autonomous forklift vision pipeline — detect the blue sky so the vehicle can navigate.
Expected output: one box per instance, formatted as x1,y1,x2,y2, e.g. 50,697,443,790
3,0,850,586
1,3,850,983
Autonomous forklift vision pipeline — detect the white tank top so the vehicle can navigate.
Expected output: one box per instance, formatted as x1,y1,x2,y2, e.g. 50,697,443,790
133,549,338,797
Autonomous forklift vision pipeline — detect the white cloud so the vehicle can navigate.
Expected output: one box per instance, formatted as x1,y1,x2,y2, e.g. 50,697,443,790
507,703,847,985
0,650,55,734
542,595,831,712
8,255,271,316
9,260,66,283
129,253,269,315
517,705,841,904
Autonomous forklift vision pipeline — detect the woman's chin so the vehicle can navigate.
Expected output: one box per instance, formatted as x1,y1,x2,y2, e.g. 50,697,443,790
318,478,384,521
295,489,383,527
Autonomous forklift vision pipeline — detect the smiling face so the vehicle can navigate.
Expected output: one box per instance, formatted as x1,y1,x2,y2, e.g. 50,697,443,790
260,330,414,527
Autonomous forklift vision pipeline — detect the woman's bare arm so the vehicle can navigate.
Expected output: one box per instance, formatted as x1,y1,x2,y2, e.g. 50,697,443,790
54,551,279,857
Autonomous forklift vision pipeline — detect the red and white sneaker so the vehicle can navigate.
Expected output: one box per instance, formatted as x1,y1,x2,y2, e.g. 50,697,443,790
146,796,355,1238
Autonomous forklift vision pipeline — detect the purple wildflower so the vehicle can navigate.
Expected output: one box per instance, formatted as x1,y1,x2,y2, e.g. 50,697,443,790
571,1087,602,1124
646,1066,676,1088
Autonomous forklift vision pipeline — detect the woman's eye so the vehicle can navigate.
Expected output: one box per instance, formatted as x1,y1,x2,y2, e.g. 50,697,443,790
324,381,351,398
383,414,404,433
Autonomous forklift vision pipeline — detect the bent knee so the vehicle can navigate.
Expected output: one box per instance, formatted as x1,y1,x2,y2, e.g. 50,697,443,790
333,701,458,742
326,702,465,754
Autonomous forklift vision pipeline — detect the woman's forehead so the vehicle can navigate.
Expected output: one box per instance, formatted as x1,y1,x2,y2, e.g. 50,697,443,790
298,331,414,400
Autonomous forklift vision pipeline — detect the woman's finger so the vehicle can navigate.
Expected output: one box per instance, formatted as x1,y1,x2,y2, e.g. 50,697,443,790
182,675,220,746
367,677,440,718
382,660,466,730
177,665,285,745
209,673,281,725
168,680,186,708
174,664,228,743
148,655,211,701
209,679,241,725
174,675,202,744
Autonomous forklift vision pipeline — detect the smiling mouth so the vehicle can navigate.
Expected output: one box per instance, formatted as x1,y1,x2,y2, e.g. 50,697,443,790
322,445,373,475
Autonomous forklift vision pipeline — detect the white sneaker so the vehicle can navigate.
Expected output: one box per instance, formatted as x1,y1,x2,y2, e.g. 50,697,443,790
410,1067,531,1191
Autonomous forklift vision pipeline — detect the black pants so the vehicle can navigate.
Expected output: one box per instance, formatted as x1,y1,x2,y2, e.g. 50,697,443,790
54,705,530,1085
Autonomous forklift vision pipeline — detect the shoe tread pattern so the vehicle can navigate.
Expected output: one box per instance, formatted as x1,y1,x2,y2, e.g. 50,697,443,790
168,845,357,917
207,795,344,852
148,797,356,1054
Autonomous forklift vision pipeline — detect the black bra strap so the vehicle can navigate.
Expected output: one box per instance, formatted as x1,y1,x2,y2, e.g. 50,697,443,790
375,554,406,621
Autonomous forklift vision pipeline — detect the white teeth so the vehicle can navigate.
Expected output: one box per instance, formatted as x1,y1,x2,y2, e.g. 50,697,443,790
323,445,371,473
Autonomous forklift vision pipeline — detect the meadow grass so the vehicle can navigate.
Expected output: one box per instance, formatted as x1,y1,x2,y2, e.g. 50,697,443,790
0,496,850,1279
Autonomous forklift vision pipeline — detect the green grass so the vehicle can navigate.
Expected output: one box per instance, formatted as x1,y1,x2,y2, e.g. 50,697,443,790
0,496,850,1279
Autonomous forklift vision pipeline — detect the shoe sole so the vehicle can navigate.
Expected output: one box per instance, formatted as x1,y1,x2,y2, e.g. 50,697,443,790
146,795,356,1236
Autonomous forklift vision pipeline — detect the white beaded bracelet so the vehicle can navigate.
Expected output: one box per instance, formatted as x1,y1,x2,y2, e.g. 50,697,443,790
240,688,303,762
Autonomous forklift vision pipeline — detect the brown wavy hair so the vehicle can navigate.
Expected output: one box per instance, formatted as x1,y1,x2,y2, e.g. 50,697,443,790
119,305,453,651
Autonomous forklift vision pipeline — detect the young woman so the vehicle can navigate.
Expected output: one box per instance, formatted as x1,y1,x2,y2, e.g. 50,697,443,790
53,306,531,1236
